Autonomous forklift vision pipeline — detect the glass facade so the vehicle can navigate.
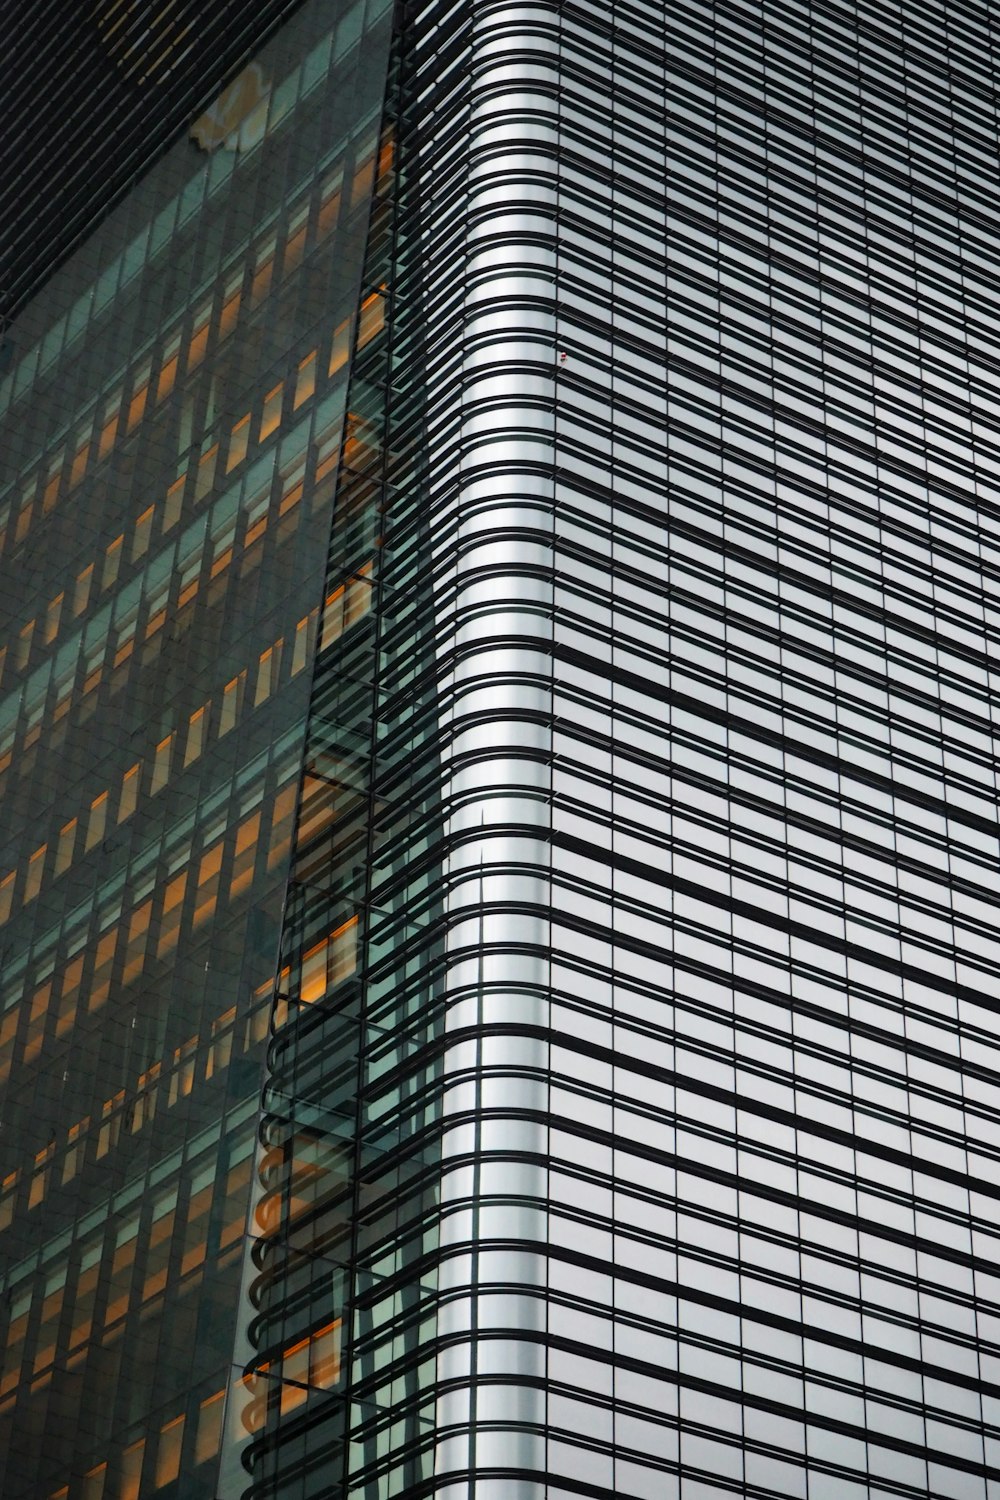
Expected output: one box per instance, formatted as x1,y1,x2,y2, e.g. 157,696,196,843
258,0,1000,1496
7,0,1000,1497
0,2,393,1497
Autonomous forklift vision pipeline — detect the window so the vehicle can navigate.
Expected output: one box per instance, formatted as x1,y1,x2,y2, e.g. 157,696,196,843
126,362,151,432
96,1092,124,1160
44,592,63,644
104,1214,139,1325
89,927,118,1013
251,237,276,304
227,413,251,473
230,812,261,899
123,900,152,984
151,735,173,795
283,204,310,278
168,1038,198,1106
219,675,243,737
163,473,185,532
118,763,140,823
24,981,50,1064
42,452,64,514
357,289,386,348
119,1439,144,1500
133,1063,160,1133
69,441,89,492
294,351,317,410
143,1190,177,1300
321,563,373,650
16,619,34,670
82,1464,106,1500
206,1007,236,1081
101,535,123,592
267,782,298,871
299,917,358,1004
188,304,212,370
57,953,84,1036
86,792,109,852
74,564,94,617
23,844,47,905
194,442,218,502
156,333,182,404
157,871,188,959
33,1269,66,1375
193,844,224,927
291,613,314,676
98,392,121,458
328,317,351,378
63,1119,89,1185
260,380,284,442
219,273,243,339
29,1140,55,1209
254,644,281,706
185,704,208,766
131,505,155,562
195,1390,225,1465
155,1416,184,1488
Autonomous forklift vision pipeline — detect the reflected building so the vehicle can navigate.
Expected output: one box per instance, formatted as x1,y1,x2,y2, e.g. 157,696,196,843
5,1,1000,1499
0,1,395,1496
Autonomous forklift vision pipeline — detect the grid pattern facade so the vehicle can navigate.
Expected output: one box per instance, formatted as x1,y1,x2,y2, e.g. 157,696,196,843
2,0,307,324
7,0,1000,1498
251,0,1000,1496
0,3,393,1497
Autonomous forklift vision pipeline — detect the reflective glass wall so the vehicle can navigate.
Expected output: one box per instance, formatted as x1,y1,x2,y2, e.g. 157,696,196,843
0,3,393,1496
324,0,1000,1497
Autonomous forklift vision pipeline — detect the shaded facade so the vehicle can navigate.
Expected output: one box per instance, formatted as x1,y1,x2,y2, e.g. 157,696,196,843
7,0,1000,1498
0,1,393,1496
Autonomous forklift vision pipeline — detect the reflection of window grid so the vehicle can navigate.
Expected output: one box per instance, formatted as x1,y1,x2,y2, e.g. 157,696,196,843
44,592,63,643
283,204,310,277
6,763,300,1068
8,365,337,754
156,332,182,403
195,1389,225,1465
23,844,46,905
168,1038,198,1106
122,900,152,984
126,361,151,432
157,870,188,959
298,917,359,1005
151,734,173,794
120,1439,144,1500
230,813,261,899
294,350,316,409
89,928,117,1014
101,534,124,591
254,643,281,705
192,843,224,927
155,1414,184,1488
185,703,208,765
41,455,64,516
117,763,140,822
131,504,155,562
24,982,49,1065
85,792,109,852
219,674,243,736
16,620,34,670
259,380,284,442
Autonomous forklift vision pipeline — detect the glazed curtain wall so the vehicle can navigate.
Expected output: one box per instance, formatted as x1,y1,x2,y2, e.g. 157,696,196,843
0,3,394,1497
299,0,1000,1497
